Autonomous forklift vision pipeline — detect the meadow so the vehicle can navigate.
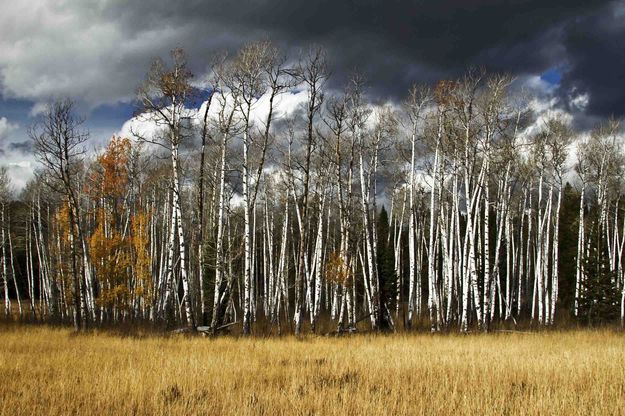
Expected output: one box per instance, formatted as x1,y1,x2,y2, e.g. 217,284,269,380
1,325,624,415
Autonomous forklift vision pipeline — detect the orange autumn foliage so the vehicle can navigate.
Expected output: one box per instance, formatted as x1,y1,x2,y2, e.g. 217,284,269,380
53,201,75,306
88,136,131,201
87,136,143,312
131,209,152,305
89,207,131,310
325,251,350,285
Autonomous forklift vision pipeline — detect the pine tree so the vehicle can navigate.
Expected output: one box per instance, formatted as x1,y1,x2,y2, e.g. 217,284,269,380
557,183,581,315
577,221,620,325
376,206,396,330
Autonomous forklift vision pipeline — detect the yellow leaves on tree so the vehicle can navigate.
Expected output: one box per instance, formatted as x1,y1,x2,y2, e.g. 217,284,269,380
433,79,461,108
131,209,152,306
83,135,154,314
89,207,131,310
325,251,350,285
53,201,75,306
88,136,131,202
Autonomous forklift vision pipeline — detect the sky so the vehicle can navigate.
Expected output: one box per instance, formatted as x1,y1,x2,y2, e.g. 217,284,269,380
0,0,624,190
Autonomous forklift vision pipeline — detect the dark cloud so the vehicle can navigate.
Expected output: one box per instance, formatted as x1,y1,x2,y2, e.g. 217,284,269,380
206,0,589,69
113,1,610,85
7,141,31,154
0,0,623,117
559,2,625,117
107,0,621,113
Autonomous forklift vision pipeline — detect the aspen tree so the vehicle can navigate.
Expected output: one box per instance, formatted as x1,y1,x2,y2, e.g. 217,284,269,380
31,99,91,331
293,47,328,335
136,49,196,329
403,84,430,327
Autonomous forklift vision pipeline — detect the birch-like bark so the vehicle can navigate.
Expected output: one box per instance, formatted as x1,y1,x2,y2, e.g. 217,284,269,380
575,175,586,316
7,213,21,317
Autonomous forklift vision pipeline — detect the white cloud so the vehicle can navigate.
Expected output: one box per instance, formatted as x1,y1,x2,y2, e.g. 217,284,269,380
570,93,590,111
29,102,49,117
118,113,168,144
5,161,34,192
521,75,558,96
0,117,34,193
0,117,18,141
0,0,253,108
118,88,310,143
527,96,561,114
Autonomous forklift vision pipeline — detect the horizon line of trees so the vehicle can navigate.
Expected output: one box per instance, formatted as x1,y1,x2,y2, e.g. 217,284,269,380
1,41,624,334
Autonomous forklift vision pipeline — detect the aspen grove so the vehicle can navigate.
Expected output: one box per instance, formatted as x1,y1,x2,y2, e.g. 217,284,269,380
4,42,625,334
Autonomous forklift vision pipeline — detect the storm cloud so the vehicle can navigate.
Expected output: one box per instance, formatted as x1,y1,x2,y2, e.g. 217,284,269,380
0,0,622,114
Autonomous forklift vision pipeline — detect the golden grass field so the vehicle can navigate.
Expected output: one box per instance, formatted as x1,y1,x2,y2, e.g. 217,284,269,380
1,325,625,415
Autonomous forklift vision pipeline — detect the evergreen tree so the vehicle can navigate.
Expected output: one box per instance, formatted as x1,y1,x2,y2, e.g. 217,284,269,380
577,220,620,325
558,183,581,314
376,206,396,329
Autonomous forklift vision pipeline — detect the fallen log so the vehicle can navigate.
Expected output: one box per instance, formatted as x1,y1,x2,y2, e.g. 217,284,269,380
196,322,239,336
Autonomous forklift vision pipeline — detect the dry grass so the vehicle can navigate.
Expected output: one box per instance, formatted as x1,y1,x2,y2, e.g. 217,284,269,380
1,325,624,415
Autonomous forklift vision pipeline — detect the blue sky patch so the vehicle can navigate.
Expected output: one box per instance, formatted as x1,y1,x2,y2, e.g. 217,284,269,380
540,67,562,85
